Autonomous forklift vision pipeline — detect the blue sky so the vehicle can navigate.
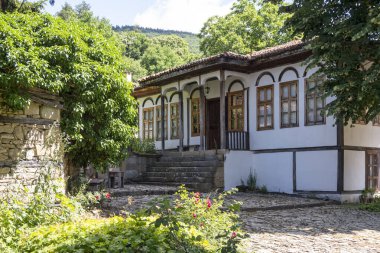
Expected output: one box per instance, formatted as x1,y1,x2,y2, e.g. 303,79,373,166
44,0,235,33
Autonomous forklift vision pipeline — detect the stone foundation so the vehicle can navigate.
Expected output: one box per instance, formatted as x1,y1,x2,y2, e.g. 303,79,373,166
0,93,63,193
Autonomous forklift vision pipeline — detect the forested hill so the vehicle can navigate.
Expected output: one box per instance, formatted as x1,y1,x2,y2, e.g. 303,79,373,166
113,25,200,54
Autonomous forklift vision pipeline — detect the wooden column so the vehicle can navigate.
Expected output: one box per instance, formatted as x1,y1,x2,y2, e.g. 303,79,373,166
178,91,184,151
160,95,165,152
199,86,205,150
220,70,226,149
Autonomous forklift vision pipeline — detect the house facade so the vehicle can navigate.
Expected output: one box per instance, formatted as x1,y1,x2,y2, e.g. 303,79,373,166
134,40,380,202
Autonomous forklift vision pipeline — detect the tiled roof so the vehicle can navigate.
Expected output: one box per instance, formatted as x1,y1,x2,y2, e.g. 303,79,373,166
138,40,306,86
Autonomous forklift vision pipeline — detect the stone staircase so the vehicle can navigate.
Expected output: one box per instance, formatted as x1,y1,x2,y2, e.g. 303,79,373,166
142,150,225,192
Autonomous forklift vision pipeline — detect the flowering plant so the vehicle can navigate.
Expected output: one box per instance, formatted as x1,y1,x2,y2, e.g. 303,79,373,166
147,185,245,252
75,191,112,209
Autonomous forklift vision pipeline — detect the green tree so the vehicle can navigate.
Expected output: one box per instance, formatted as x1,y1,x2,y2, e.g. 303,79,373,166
141,44,185,74
119,31,151,60
0,0,49,13
199,0,295,55
279,0,380,124
0,13,137,171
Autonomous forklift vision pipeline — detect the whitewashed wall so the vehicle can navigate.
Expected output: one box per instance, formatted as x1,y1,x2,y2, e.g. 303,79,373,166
296,150,338,191
344,122,380,148
344,150,366,191
224,150,253,190
249,63,337,150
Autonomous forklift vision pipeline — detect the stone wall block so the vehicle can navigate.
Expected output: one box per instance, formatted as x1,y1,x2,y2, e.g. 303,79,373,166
24,102,40,116
14,126,24,140
0,124,14,134
40,106,60,121
8,149,21,160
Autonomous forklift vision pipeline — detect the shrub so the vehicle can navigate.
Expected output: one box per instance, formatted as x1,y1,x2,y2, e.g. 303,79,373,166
74,190,112,210
359,197,380,212
17,186,245,253
131,138,156,154
0,167,84,252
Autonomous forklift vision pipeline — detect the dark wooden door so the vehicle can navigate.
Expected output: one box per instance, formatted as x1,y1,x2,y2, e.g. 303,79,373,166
206,99,220,149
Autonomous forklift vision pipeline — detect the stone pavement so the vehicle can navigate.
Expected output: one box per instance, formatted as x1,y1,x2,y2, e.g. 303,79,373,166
105,186,380,252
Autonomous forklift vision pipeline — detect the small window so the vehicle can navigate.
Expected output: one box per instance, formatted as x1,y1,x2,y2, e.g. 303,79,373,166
257,85,274,130
305,77,325,125
228,91,244,131
156,105,168,140
143,107,154,140
191,98,200,136
170,103,179,139
280,81,298,128
366,151,379,191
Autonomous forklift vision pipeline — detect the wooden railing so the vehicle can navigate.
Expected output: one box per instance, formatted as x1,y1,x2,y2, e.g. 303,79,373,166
226,131,249,150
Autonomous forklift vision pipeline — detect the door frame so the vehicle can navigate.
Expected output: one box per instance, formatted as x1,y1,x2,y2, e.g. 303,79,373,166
205,98,220,150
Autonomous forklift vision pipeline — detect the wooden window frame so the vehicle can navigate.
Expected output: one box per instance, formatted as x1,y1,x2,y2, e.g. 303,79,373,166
143,107,154,140
280,81,298,128
191,98,200,136
257,85,274,131
305,77,326,126
228,90,245,132
366,150,380,191
156,105,168,141
170,102,180,139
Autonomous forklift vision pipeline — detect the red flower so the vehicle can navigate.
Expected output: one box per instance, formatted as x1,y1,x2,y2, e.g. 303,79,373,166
192,213,197,218
207,198,212,208
105,193,111,199
95,195,100,200
231,231,237,239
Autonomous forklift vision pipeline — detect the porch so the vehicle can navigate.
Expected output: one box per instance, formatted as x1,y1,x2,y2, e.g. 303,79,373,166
139,70,250,152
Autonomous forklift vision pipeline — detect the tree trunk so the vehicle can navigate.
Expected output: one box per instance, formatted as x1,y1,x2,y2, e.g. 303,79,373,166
64,154,81,194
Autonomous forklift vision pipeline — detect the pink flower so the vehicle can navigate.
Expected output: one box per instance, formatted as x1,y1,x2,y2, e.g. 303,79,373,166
105,193,111,199
95,195,100,200
194,192,200,198
207,198,212,208
231,231,237,239
192,213,197,218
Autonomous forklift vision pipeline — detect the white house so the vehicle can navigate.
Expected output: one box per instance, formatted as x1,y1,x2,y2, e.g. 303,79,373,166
133,40,380,202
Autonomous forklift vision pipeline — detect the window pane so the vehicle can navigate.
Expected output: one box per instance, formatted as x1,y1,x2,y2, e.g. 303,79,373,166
317,109,323,121
291,101,297,112
317,97,323,109
259,116,265,127
308,98,315,110
282,102,289,113
266,89,272,100
290,84,297,97
266,105,272,115
308,81,315,90
260,90,265,101
290,112,297,124
282,113,289,125
266,115,272,126
282,86,289,98
308,111,314,122
259,106,265,116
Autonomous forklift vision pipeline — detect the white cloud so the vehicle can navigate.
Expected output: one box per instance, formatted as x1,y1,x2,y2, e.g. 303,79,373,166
133,0,234,33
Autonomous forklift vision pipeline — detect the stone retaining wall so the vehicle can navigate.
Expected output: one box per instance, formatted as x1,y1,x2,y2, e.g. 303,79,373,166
0,92,64,193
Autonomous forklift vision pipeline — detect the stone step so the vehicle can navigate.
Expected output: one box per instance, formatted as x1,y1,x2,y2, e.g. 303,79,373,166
159,156,222,162
153,160,223,167
138,181,213,192
143,176,211,183
144,171,214,178
147,166,216,173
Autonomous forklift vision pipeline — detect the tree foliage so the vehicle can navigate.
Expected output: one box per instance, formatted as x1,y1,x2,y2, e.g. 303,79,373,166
0,13,137,169
199,0,295,55
281,0,380,124
0,0,48,13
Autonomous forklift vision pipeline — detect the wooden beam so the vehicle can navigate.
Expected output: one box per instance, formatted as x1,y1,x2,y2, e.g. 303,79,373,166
199,85,205,151
220,70,226,149
0,116,56,125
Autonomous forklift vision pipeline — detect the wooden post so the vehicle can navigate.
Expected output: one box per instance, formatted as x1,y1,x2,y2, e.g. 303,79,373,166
160,95,165,152
178,91,184,151
199,86,205,150
220,70,226,149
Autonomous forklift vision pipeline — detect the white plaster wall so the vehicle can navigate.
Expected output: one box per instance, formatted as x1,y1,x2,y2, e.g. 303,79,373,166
253,152,293,193
344,150,365,191
344,123,380,148
249,63,337,150
296,150,338,191
224,151,253,190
